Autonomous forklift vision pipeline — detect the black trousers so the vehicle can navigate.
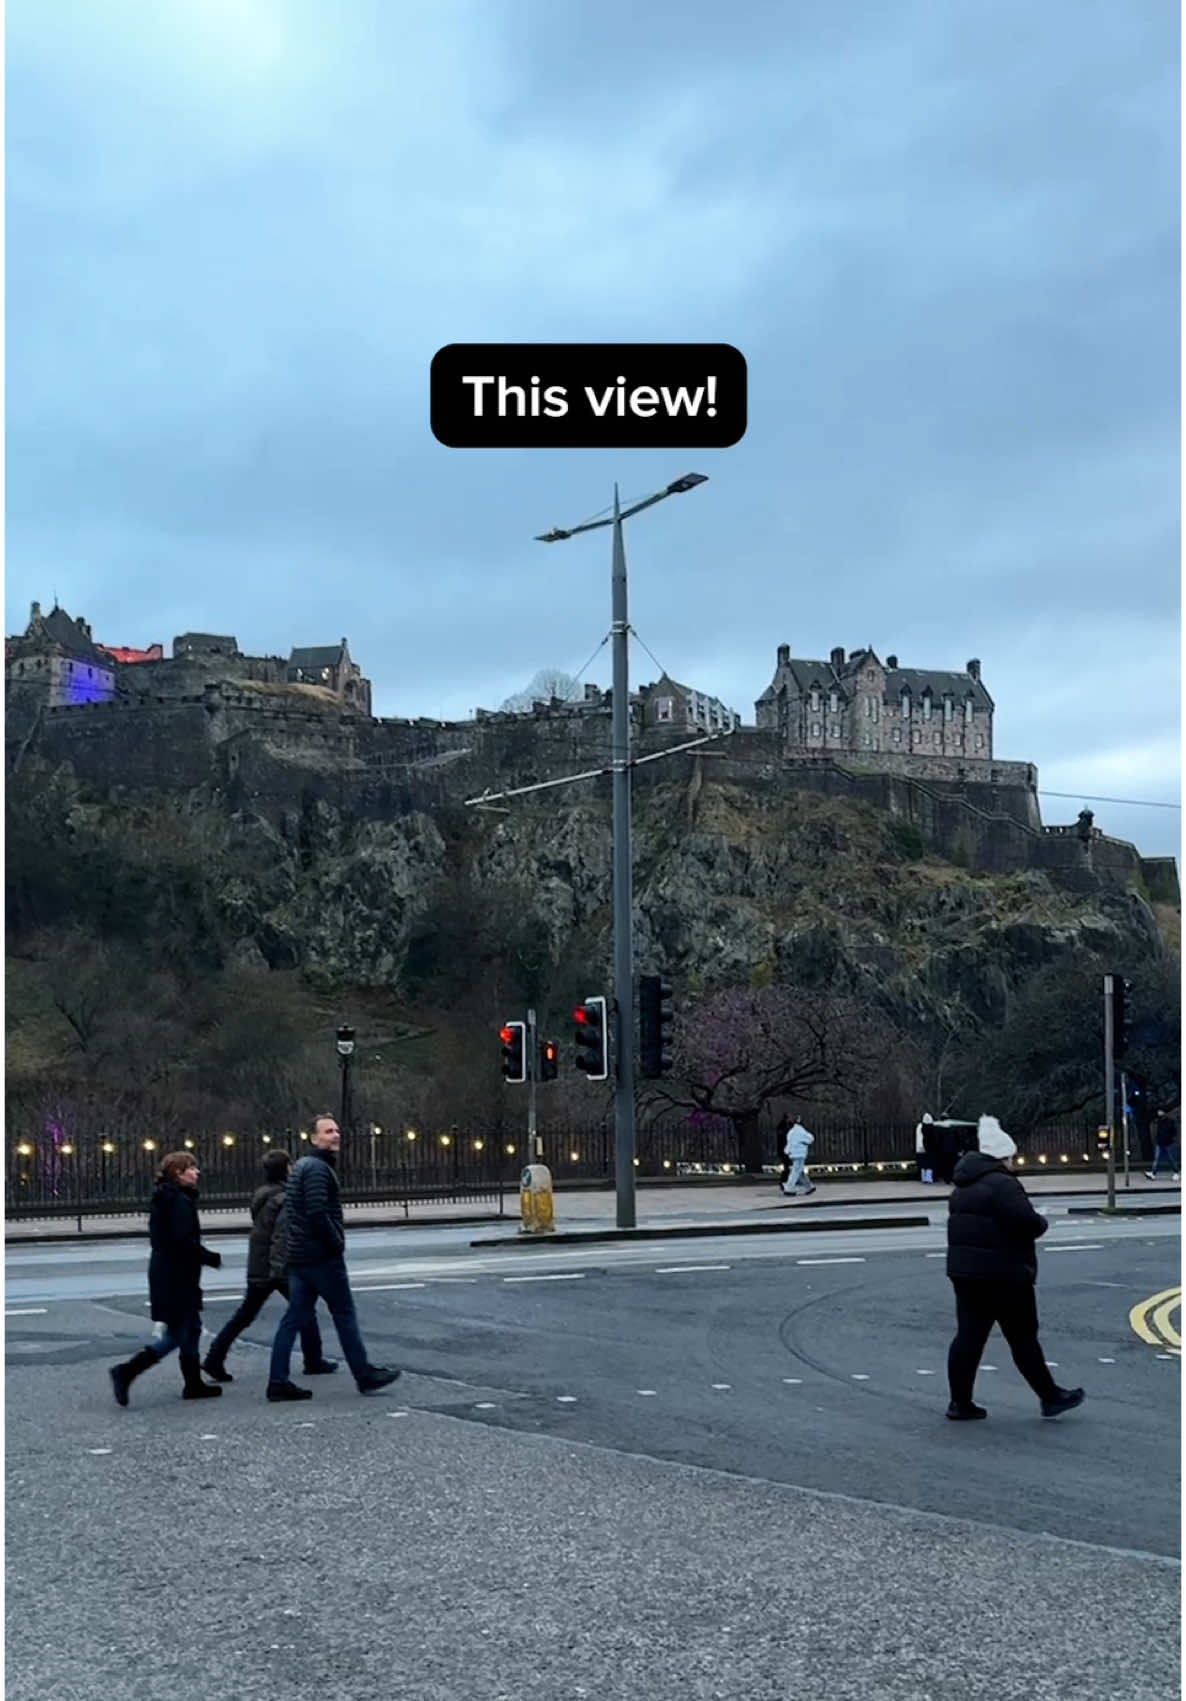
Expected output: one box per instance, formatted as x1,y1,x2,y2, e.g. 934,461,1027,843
947,1277,1059,1405
207,1279,324,1368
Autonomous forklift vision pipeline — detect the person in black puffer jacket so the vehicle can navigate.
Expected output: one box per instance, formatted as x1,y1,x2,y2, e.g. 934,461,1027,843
201,1150,336,1383
109,1150,224,1406
945,1116,1085,1423
265,1114,401,1402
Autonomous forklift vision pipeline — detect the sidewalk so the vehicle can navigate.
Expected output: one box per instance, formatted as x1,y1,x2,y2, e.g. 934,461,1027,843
5,1171,1178,1242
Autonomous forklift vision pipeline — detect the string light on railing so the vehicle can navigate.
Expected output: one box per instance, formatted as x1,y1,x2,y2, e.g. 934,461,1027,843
16,1144,32,1157
222,1134,236,1148
143,1140,157,1152
183,1139,195,1150
262,1134,271,1145
60,1143,74,1155
405,1129,417,1142
440,1135,451,1147
570,1151,579,1162
505,1144,516,1156
662,1159,672,1169
1038,1154,1047,1165
101,1141,115,1155
473,1140,484,1152
1060,1154,1069,1163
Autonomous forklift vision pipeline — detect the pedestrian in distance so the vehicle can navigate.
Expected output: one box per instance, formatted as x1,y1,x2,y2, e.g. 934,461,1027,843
945,1115,1084,1423
110,1150,225,1406
201,1149,338,1383
1146,1110,1179,1181
265,1114,402,1402
916,1113,936,1184
780,1117,816,1196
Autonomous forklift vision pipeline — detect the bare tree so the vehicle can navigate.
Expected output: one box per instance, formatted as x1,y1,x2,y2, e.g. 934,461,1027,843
499,668,584,712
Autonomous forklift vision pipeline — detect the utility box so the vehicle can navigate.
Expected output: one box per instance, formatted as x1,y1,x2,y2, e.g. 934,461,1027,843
519,1163,555,1235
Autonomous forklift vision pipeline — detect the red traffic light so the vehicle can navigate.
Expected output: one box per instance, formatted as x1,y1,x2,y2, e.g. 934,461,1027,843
573,1008,588,1025
499,1026,514,1044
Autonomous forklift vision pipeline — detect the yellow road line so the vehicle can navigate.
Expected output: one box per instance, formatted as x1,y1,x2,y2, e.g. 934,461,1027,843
1130,1286,1182,1356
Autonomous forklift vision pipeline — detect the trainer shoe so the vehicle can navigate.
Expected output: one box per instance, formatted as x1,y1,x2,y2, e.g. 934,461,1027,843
266,1381,313,1402
1041,1386,1085,1419
302,1358,339,1375
357,1366,402,1394
946,1401,988,1421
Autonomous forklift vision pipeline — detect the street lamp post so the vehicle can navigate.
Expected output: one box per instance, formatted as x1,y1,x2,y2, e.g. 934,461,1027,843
537,473,708,1228
336,1024,356,1164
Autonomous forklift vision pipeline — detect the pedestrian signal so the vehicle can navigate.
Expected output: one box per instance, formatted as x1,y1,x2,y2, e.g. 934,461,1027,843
539,1039,559,1082
638,974,673,1078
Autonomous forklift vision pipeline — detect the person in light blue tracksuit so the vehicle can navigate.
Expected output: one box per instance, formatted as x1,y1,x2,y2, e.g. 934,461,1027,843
781,1119,816,1196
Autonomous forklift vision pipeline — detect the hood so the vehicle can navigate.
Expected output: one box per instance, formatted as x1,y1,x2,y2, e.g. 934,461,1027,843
952,1151,1007,1187
251,1182,284,1209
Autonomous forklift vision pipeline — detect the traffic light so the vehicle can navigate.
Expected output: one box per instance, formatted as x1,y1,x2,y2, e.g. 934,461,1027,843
574,996,608,1081
639,974,673,1078
500,1020,527,1083
539,1038,559,1082
1111,975,1133,1062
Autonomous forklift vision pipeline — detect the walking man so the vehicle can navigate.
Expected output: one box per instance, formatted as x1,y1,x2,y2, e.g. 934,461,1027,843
781,1117,816,1196
945,1115,1084,1422
266,1115,401,1402
202,1149,337,1383
1146,1110,1179,1181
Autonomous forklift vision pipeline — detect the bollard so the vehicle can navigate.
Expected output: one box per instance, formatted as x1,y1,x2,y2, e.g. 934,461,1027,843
519,1163,555,1235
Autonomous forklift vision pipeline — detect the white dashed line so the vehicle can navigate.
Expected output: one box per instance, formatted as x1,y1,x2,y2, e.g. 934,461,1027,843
556,1395,578,1403
782,1378,803,1385
1042,1245,1104,1254
87,1448,112,1456
982,1365,998,1372
637,1390,657,1397
1157,1353,1176,1360
924,1253,946,1259
6,1308,48,1316
1045,1362,1059,1368
851,1374,871,1381
198,1433,218,1441
710,1383,731,1391
474,1402,498,1410
503,1273,587,1284
797,1258,866,1267
915,1369,936,1376
1098,1358,1116,1364
654,1265,732,1274
296,1421,315,1427
354,1283,427,1292
387,1410,410,1418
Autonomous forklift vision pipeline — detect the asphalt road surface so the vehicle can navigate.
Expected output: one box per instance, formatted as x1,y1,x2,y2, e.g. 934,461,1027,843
6,1211,1181,1701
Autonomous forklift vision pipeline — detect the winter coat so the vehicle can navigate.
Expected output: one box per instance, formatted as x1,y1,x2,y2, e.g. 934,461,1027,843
284,1151,346,1267
245,1183,288,1286
147,1181,222,1324
1155,1116,1178,1150
946,1152,1048,1286
784,1122,814,1160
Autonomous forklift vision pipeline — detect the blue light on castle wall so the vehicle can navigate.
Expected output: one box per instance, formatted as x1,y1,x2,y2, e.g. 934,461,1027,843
60,671,112,705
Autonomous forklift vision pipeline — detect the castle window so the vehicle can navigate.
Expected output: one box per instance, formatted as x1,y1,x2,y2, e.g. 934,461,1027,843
944,696,954,721
922,695,932,720
893,729,901,744
829,690,839,713
975,735,984,751
655,697,673,723
965,698,974,723
900,690,911,718
811,722,821,737
809,688,820,712
933,732,940,747
830,723,839,739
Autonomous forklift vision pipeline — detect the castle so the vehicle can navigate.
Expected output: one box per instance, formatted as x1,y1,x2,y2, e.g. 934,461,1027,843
4,600,1178,904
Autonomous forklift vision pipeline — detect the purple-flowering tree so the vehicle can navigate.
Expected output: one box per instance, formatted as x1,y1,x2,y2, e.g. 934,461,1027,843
652,983,881,1173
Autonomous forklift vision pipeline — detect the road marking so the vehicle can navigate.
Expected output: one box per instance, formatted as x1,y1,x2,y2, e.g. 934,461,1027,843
354,1283,427,1292
1129,1287,1181,1356
87,1448,112,1455
556,1395,578,1403
710,1383,731,1390
851,1374,870,1380
915,1369,936,1376
982,1365,998,1372
387,1410,410,1418
782,1377,803,1385
296,1421,315,1427
1042,1244,1104,1253
503,1273,586,1284
198,1433,218,1440
6,1308,48,1316
1045,1362,1059,1368
474,1402,498,1410
637,1390,657,1397
1098,1357,1116,1364
654,1264,731,1274
924,1252,946,1259
797,1257,866,1267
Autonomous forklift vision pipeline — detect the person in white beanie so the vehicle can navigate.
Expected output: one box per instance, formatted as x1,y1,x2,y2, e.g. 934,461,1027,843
916,1113,935,1184
781,1118,816,1196
943,1115,1085,1422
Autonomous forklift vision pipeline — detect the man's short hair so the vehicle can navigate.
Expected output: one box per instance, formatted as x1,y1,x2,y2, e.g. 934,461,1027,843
311,1114,337,1136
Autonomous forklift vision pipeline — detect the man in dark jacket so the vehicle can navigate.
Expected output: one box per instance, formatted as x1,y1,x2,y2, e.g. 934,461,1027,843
265,1115,401,1402
1146,1111,1179,1180
945,1116,1085,1422
201,1150,337,1382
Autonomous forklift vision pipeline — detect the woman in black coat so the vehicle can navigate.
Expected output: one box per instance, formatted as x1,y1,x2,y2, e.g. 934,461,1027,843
109,1150,224,1405
945,1116,1084,1422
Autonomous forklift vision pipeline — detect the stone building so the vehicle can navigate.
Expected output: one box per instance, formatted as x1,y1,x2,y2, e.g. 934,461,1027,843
5,601,116,706
755,643,994,760
639,674,741,736
286,639,371,715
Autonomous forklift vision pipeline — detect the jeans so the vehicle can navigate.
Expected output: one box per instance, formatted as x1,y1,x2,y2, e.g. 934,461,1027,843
783,1156,810,1192
149,1310,202,1362
269,1258,370,1386
1150,1146,1179,1175
948,1278,1059,1405
207,1280,325,1368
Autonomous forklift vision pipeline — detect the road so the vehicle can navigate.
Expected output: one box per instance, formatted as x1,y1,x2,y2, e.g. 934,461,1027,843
6,1206,1181,1700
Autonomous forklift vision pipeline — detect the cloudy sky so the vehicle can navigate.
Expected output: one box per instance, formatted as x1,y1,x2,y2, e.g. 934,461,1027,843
7,1,1180,857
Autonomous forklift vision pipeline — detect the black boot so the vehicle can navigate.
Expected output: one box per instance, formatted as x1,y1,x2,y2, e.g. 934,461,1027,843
110,1346,159,1407
202,1353,233,1383
1041,1386,1085,1419
357,1365,402,1395
180,1354,223,1400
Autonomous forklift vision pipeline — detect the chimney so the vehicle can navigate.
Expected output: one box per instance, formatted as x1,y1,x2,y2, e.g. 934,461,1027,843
776,643,790,667
886,654,898,669
967,658,980,681
30,601,41,620
584,683,601,702
830,646,845,668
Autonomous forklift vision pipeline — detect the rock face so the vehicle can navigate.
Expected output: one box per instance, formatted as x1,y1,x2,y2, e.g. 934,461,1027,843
7,760,1173,1043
